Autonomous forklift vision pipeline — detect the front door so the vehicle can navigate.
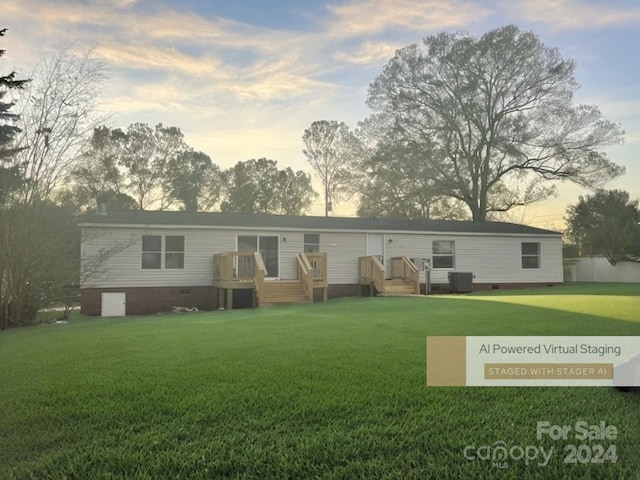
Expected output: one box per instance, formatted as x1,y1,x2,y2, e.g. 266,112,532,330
366,233,384,264
237,235,279,278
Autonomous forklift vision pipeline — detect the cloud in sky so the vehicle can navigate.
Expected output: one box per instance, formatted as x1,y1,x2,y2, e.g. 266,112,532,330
504,0,640,30
325,0,491,37
332,41,402,65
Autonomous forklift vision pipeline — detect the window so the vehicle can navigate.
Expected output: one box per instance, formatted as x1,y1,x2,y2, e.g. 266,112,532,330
522,242,540,269
165,236,185,269
433,240,455,269
141,235,185,269
142,235,162,269
304,234,320,253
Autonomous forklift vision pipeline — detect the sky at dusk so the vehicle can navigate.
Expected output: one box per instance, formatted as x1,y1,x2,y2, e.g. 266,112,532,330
3,0,639,228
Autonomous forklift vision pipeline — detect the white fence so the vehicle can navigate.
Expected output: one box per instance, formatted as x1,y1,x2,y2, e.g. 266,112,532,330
565,257,640,283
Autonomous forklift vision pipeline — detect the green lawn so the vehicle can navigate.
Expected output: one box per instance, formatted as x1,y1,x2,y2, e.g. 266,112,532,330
1,283,639,479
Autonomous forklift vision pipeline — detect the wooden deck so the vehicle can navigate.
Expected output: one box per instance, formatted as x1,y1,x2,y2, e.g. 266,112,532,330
213,251,328,309
359,256,420,296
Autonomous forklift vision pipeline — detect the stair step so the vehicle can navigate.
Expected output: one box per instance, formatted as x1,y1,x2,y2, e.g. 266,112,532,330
262,294,308,299
259,280,311,305
261,298,312,306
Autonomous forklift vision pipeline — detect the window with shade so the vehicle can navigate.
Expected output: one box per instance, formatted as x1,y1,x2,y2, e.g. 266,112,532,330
432,240,455,269
521,242,540,269
141,235,185,269
304,234,320,253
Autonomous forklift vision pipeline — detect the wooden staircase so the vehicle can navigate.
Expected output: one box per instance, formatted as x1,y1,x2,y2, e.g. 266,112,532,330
359,256,421,296
259,281,312,306
379,278,419,295
214,251,328,309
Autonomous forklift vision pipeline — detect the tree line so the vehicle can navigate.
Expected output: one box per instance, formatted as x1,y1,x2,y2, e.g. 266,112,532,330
63,124,316,215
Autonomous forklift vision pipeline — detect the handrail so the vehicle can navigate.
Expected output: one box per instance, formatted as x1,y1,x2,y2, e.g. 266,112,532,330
253,251,266,302
213,251,256,283
304,252,327,285
390,256,420,293
296,253,313,301
359,255,385,293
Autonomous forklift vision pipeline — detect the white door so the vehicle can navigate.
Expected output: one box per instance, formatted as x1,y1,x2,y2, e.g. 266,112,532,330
102,292,126,317
366,234,384,263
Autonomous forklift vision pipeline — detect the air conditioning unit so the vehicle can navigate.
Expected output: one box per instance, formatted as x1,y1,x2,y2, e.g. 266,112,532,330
448,272,473,293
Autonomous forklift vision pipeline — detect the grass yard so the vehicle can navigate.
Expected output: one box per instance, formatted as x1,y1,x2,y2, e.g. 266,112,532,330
1,283,639,479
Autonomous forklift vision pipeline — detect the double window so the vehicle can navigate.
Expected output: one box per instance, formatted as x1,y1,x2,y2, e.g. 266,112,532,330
142,235,185,269
521,242,540,269
433,240,455,269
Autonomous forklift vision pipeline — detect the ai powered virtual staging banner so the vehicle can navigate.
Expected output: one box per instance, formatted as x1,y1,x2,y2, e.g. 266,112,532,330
426,336,640,387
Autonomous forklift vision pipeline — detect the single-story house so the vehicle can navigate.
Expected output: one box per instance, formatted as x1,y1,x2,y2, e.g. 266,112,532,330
79,209,563,316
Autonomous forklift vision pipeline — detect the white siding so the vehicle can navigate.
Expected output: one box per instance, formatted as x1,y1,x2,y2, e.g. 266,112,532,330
82,227,236,288
279,232,303,280
81,225,563,288
320,232,367,284
384,233,429,280
385,233,563,284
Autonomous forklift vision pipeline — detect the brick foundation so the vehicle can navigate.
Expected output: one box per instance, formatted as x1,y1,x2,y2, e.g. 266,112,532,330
428,282,562,293
82,282,563,316
81,286,214,316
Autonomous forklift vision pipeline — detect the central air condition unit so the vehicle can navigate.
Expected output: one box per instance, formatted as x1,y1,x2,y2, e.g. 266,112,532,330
448,272,473,293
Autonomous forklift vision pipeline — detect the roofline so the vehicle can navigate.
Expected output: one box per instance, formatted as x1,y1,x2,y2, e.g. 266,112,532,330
78,221,563,238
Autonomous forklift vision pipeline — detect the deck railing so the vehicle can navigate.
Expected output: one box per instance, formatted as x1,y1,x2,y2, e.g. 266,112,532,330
214,251,326,305
390,256,420,293
296,253,314,301
253,252,266,301
359,255,386,292
304,252,327,286
213,251,256,284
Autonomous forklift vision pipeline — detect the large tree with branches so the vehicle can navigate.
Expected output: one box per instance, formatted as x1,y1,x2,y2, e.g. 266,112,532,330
366,25,624,221
302,120,363,216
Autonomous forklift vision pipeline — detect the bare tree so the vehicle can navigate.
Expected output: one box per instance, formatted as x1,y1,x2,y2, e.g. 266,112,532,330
0,45,112,328
0,202,78,328
13,47,107,203
302,120,364,216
